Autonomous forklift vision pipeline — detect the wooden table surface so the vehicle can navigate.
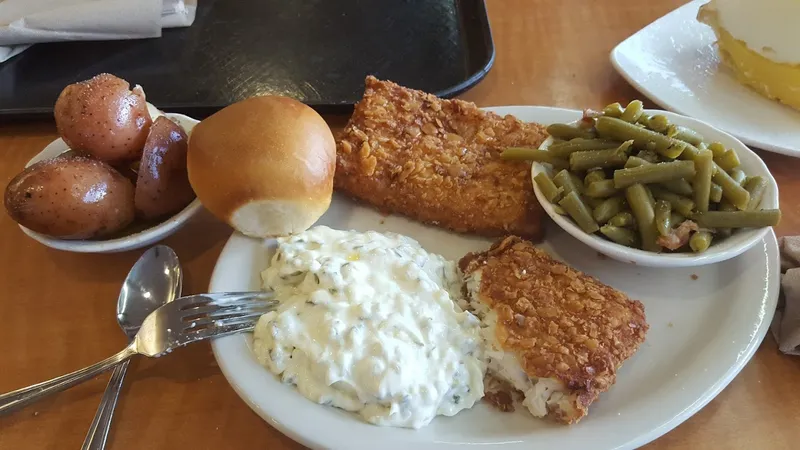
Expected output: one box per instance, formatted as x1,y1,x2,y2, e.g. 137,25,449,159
1,1,799,448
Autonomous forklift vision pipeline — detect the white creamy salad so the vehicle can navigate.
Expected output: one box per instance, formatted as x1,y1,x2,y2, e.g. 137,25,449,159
252,226,486,429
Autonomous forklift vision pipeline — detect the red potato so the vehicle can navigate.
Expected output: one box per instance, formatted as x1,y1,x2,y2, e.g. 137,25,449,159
54,73,152,163
135,116,196,219
4,156,135,239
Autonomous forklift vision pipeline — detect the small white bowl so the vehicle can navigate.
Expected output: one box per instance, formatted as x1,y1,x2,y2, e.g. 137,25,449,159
18,110,202,253
532,109,779,268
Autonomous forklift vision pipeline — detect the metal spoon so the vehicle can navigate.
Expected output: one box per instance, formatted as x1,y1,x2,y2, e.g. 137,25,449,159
81,245,182,450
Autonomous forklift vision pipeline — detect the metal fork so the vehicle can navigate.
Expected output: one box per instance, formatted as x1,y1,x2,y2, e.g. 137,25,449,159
0,291,276,415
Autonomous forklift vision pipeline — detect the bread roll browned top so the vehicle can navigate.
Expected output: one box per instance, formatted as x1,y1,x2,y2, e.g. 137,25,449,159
187,96,336,237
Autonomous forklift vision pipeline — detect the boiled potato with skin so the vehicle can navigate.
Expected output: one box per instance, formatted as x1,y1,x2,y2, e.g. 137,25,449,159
4,156,135,239
54,73,152,163
135,117,195,219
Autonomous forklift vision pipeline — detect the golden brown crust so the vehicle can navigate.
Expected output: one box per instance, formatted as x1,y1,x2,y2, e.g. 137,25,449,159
483,390,516,413
187,95,335,225
460,237,648,423
335,76,547,240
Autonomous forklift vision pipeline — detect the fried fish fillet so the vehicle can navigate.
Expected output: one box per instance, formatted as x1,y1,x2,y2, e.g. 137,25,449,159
335,76,548,240
459,237,648,424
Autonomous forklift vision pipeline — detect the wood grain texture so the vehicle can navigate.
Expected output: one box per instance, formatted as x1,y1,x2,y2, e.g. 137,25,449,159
1,1,799,448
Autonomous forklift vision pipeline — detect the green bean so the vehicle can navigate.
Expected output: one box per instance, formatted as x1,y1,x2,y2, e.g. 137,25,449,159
602,102,624,118
559,191,600,233
676,142,701,161
693,210,781,228
569,148,628,172
693,148,714,213
662,179,694,196
585,196,605,209
719,200,737,212
613,160,696,189
670,212,686,226
584,169,606,186
744,176,768,210
637,114,651,126
654,200,672,236
548,139,620,158
715,149,741,172
647,114,669,133
600,225,639,247
625,156,650,169
710,183,723,203
712,167,750,210
625,156,694,195
626,183,660,252
625,152,694,195
547,123,595,140
689,231,713,253
534,173,564,203
608,212,636,228
568,171,585,193
664,142,687,159
620,100,644,123
552,204,567,215
639,150,661,163
595,116,686,159
618,139,636,154
500,148,568,169
586,180,619,198
593,196,626,224
730,168,747,185
708,142,727,158
553,169,584,196
645,184,655,205
651,187,696,216
666,124,704,146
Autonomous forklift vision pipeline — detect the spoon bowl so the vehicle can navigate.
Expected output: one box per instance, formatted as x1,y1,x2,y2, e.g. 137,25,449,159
117,245,183,338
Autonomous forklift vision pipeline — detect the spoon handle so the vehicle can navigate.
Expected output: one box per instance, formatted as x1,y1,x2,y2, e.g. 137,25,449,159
0,345,137,415
81,360,130,450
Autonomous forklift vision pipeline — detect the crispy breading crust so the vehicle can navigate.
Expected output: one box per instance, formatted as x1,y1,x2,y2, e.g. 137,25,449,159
335,76,548,240
483,389,516,413
459,237,648,423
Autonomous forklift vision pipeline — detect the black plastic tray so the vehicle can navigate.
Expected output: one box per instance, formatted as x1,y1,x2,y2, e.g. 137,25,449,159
0,0,494,120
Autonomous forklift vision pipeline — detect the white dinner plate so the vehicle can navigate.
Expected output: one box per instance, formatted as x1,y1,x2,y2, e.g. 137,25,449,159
210,106,779,450
610,0,800,156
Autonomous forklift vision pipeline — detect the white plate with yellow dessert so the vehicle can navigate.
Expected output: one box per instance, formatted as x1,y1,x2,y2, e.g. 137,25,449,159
610,0,800,157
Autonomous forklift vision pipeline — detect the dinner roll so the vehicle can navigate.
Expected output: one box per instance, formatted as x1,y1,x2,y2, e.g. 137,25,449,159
187,96,335,238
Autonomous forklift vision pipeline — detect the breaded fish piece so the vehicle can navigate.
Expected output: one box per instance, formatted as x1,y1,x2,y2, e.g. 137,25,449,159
459,237,648,424
335,76,548,240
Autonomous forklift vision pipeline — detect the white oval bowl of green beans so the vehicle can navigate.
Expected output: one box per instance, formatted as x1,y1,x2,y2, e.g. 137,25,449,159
518,103,780,268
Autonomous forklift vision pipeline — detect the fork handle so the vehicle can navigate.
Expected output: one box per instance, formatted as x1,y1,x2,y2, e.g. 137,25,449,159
0,345,137,415
81,359,130,450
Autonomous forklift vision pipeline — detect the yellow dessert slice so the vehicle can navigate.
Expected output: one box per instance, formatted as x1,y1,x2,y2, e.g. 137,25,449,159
698,3,800,111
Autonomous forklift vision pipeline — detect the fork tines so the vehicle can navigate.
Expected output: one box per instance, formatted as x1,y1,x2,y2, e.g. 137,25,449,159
166,291,276,340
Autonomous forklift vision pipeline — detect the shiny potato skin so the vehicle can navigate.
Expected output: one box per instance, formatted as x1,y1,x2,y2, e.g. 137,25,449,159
135,117,195,220
54,73,152,163
4,156,135,239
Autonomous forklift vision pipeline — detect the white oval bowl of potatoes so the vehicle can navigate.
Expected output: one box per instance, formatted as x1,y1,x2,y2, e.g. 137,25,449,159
4,74,201,253
17,112,201,253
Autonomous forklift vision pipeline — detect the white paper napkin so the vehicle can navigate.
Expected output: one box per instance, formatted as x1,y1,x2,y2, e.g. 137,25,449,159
0,0,197,62
772,236,800,355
